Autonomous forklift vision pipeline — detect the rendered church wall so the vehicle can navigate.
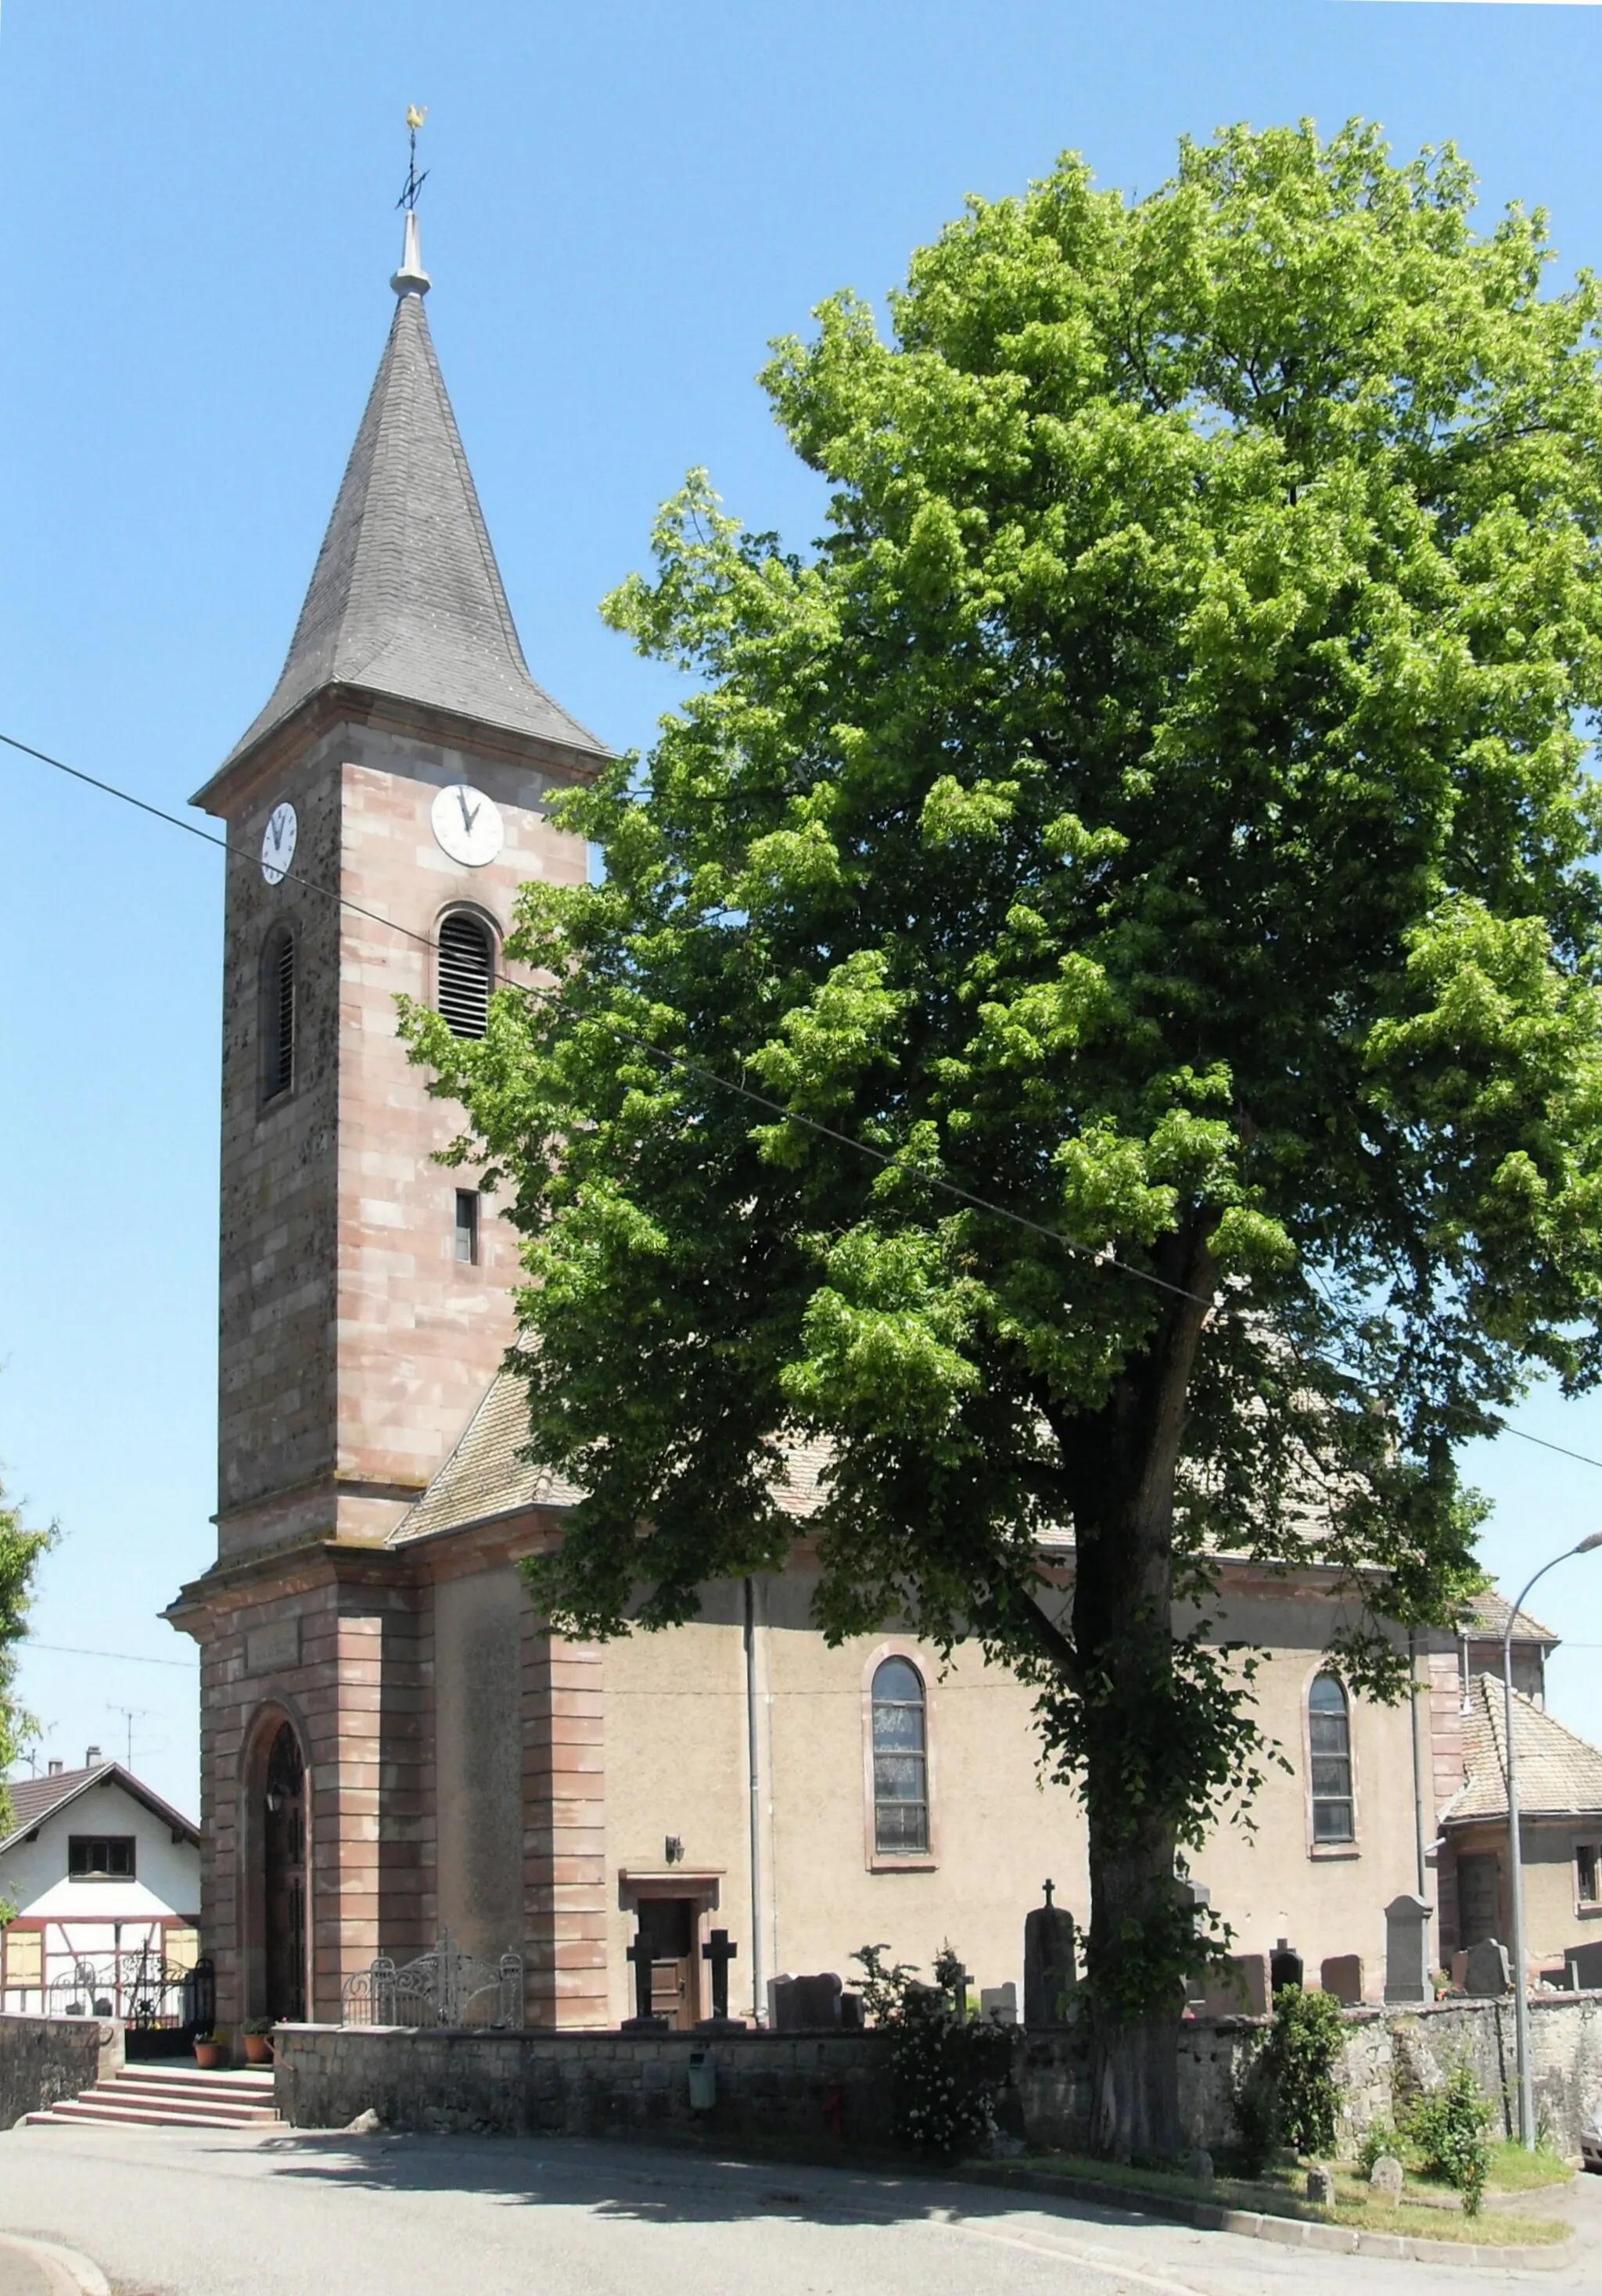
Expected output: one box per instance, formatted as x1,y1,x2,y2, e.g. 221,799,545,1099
1182,1578,1422,1993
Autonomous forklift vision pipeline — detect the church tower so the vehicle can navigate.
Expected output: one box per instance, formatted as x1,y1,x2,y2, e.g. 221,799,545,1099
171,206,609,2027
196,209,606,1561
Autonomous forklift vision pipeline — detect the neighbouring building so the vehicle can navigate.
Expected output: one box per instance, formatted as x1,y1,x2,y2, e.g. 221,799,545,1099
163,206,1602,2037
0,1753,200,2015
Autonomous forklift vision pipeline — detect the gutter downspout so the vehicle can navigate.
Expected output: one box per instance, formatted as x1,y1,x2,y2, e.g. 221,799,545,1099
743,1577,765,2024
1409,1629,1431,1901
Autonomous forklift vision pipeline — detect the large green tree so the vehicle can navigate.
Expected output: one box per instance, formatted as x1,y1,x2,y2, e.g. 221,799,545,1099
408,123,1602,2156
0,1470,51,1848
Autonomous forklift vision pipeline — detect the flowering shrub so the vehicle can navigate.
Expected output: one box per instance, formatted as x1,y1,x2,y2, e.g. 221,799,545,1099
852,1942,1014,2158
1406,2063,1493,2216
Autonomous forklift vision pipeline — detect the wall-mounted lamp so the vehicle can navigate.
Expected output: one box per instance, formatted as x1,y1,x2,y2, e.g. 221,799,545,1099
664,1835,684,1866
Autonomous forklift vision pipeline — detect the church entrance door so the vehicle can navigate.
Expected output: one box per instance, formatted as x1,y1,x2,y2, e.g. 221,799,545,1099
263,1723,307,2022
637,1896,698,2029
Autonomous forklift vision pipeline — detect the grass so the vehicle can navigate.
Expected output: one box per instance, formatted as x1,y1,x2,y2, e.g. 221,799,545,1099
998,2151,1571,2246
1482,2140,1575,2193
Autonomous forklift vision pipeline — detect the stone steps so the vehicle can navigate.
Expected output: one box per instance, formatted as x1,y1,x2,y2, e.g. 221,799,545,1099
28,2063,283,2130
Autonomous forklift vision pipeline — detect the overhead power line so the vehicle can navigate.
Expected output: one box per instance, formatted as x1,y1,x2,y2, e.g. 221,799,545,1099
23,1641,196,1669
8,723,1602,1479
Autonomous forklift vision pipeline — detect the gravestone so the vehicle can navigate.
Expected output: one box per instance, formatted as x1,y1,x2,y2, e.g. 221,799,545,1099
839,1991,864,2029
768,1972,843,2030
1183,2147,1214,2184
1194,1953,1270,2018
980,1982,1018,2026
1305,2165,1334,2206
1023,1881,1079,2027
1383,1893,1434,2005
1270,1938,1304,1993
1370,2155,1404,2201
696,1928,748,2032
1463,1937,1512,1996
1319,1954,1363,2005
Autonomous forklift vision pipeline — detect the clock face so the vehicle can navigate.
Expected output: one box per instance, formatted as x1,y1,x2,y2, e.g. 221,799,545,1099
431,781,505,868
260,801,298,886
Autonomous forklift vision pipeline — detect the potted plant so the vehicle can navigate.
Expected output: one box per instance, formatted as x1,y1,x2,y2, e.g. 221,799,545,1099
194,2025,229,2069
242,2018,276,2065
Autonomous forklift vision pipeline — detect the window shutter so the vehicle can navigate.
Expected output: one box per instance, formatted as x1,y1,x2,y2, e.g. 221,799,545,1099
438,913,494,1039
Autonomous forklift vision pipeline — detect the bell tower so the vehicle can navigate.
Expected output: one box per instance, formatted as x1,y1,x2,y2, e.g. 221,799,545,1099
168,198,609,2028
194,208,608,1562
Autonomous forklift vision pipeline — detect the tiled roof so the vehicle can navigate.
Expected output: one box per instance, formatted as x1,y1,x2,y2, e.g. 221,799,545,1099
391,1372,838,1545
390,1371,584,1542
1442,1674,1602,1824
1457,1588,1559,1647
222,250,608,771
1,1760,199,1853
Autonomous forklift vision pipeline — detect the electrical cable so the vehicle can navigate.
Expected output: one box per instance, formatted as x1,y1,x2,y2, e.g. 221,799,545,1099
8,723,1602,1477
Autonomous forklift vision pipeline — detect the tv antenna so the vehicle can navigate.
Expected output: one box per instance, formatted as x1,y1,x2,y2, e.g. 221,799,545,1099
106,1702,156,1768
397,105,429,212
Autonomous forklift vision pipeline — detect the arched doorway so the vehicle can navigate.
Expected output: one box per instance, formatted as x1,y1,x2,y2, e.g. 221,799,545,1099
262,1723,307,2022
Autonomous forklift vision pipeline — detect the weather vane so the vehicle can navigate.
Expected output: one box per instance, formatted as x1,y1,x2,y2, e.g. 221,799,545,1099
397,105,429,213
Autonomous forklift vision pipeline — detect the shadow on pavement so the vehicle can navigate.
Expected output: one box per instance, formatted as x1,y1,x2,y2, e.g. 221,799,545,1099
247,2128,1172,2240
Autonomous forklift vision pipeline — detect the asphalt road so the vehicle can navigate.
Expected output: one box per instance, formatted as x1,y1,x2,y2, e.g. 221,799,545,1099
1,2123,1597,2296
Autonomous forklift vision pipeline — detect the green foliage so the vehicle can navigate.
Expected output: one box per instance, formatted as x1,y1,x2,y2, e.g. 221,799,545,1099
404,121,1602,2069
1406,2064,1494,2215
1266,1986,1347,2156
1355,2121,1399,2179
0,1464,52,1848
1230,1986,1349,2169
853,1943,1015,2156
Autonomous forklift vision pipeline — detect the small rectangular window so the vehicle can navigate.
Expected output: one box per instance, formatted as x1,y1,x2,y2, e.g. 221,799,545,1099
68,1836,135,1880
1579,1844,1600,1906
454,1189,480,1265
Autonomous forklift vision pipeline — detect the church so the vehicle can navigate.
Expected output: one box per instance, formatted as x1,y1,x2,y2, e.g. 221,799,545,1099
165,210,1602,2036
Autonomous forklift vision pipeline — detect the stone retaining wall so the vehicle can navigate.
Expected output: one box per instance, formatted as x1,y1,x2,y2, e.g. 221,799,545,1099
273,2023,897,2148
273,1991,1602,2157
0,2014,121,2126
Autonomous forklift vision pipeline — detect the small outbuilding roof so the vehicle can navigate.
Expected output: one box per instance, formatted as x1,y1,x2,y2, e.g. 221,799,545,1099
1,1760,199,1855
1442,1674,1602,1826
1457,1588,1560,1648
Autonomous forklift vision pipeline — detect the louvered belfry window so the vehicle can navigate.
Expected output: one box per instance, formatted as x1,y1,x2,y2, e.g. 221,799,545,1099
437,912,494,1039
261,927,295,1103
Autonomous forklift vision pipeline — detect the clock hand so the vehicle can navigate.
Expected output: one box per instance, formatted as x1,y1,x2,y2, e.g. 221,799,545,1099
457,787,477,832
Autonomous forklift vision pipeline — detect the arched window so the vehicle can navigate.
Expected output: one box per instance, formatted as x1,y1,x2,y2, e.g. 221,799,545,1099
437,911,494,1039
260,926,295,1103
871,1656,929,1854
1309,1674,1354,1843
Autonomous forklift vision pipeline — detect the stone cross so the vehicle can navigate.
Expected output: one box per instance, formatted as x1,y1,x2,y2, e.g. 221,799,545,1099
701,1928,738,2022
1024,1884,1078,2027
625,1930,656,2024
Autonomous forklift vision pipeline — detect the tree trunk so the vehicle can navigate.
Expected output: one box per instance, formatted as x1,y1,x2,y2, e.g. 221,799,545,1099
1065,1227,1215,2163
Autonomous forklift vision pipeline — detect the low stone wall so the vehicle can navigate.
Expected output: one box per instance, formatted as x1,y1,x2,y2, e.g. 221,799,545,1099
273,2024,896,2148
274,1992,1602,2158
0,2014,121,2126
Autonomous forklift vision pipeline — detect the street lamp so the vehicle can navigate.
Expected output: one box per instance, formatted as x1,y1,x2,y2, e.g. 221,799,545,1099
1505,1529,1602,2148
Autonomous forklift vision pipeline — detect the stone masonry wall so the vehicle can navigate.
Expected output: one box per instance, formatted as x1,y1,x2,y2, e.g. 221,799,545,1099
0,2016,120,2127
273,2024,896,2148
275,1993,1602,2157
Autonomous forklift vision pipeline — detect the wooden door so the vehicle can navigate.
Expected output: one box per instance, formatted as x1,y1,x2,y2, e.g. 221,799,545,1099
638,1897,697,2030
263,1724,307,2022
1457,1852,1501,1950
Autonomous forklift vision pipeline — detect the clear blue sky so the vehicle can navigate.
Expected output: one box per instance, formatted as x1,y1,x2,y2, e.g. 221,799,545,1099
5,0,1602,1818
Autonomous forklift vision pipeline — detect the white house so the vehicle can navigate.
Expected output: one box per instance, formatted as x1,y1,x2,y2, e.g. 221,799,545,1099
1,1753,200,2018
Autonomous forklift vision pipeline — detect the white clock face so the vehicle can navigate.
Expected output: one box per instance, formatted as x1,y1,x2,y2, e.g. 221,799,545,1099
431,781,505,868
260,801,298,886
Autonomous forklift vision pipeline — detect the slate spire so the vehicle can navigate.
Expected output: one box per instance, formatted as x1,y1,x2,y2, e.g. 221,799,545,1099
223,211,604,770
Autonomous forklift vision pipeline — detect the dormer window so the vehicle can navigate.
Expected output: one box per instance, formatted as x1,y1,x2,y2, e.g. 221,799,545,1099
437,912,494,1039
260,925,295,1103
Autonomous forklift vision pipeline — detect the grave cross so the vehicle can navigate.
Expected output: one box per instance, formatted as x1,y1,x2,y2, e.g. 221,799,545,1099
625,1928,656,2023
701,1927,739,2022
947,1961,975,2022
1043,1879,1055,1909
